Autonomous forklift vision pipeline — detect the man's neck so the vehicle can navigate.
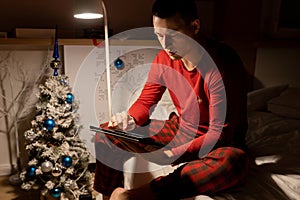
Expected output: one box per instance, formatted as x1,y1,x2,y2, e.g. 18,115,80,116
181,58,196,71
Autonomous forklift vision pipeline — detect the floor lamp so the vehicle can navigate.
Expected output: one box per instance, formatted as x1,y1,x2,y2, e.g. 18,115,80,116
74,0,112,119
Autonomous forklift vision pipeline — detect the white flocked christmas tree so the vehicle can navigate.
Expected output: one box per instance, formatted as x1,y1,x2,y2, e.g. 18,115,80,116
19,33,93,200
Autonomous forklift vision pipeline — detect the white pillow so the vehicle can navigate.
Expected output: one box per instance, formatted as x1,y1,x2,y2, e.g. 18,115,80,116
247,84,288,111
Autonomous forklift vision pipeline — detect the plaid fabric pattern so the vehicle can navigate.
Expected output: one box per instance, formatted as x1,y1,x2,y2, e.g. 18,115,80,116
150,147,249,199
93,116,184,195
94,122,134,195
94,116,249,197
93,159,124,196
134,113,199,151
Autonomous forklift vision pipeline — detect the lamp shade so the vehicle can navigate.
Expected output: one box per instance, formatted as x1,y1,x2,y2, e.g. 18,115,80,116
73,0,103,19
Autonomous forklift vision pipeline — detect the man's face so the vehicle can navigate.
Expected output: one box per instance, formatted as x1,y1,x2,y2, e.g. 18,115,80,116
153,14,197,60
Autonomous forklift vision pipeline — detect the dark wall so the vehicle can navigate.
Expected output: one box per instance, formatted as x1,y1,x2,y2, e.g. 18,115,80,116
1,0,298,83
0,0,155,38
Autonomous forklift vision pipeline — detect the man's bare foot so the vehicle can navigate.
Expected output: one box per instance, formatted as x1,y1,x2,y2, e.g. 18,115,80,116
109,184,157,200
109,187,129,200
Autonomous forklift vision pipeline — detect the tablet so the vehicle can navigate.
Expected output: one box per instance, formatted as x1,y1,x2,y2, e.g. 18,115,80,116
90,126,165,148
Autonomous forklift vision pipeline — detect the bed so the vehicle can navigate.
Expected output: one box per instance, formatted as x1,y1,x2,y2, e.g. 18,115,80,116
204,85,300,200
118,84,300,200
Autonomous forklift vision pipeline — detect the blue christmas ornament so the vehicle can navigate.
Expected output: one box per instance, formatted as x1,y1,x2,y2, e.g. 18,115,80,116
66,93,74,104
62,156,72,167
26,166,37,177
53,39,59,60
53,69,59,76
114,57,124,70
50,26,60,77
44,119,56,131
50,188,62,198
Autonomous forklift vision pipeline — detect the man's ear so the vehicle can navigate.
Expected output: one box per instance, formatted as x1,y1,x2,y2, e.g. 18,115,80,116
191,19,200,34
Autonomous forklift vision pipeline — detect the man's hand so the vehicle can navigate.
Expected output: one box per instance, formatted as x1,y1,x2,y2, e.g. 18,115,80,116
108,111,136,131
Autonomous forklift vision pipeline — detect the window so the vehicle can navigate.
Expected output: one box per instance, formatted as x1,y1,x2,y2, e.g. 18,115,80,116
263,0,300,39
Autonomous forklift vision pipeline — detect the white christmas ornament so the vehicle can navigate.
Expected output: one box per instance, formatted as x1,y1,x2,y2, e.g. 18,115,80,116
41,161,53,173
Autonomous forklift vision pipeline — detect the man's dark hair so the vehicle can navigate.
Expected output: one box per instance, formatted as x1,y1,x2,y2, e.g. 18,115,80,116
152,0,198,24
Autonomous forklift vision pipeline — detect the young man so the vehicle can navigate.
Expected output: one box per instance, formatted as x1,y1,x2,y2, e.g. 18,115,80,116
94,0,249,199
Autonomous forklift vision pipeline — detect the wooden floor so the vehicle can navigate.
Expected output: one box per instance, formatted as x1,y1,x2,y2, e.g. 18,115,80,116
0,175,102,200
0,175,40,200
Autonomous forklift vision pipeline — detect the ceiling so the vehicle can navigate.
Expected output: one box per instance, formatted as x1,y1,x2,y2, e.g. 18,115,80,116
0,0,155,38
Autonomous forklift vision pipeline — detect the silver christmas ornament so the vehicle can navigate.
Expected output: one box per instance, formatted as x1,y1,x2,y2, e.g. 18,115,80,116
52,167,62,177
41,161,53,173
24,129,36,141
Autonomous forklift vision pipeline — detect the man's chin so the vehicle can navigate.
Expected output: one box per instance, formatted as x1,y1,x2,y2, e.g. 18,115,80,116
168,53,182,60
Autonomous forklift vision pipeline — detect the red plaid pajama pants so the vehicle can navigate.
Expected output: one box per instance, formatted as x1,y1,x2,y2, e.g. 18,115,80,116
94,115,249,198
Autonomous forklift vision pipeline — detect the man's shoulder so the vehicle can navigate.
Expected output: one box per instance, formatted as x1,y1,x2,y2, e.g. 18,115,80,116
205,38,237,56
204,38,244,71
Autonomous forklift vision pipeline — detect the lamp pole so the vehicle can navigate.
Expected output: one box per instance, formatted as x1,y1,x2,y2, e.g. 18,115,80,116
100,0,112,119
74,0,112,119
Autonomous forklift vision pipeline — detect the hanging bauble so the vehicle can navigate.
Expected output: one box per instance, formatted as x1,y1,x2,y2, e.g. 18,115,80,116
41,161,53,173
44,119,56,131
66,93,74,104
60,78,69,86
50,60,60,77
26,166,37,177
52,167,62,177
50,188,62,198
114,57,124,70
62,156,72,167
24,129,36,141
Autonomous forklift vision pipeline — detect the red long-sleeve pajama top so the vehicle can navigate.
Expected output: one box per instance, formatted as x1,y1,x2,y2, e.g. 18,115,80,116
128,39,248,159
